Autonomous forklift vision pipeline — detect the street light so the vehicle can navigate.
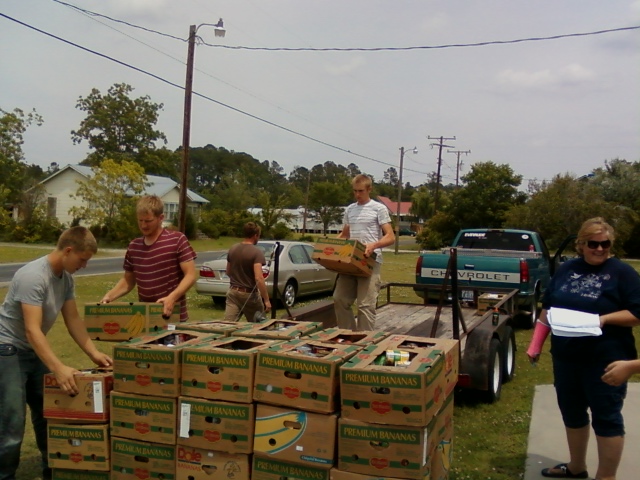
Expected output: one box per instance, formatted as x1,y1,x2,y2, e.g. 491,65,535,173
179,19,226,233
395,146,418,254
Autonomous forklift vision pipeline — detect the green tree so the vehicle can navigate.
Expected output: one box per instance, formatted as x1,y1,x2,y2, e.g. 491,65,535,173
254,191,293,239
308,181,348,235
72,83,171,175
0,107,44,203
69,159,146,239
447,161,526,230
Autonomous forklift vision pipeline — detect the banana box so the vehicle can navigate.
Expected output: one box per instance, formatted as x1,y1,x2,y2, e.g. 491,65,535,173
176,446,250,480
337,416,441,480
177,396,255,454
312,238,376,277
113,330,221,397
428,394,454,480
111,437,175,480
340,335,458,426
47,424,110,471
181,337,282,403
254,339,361,413
110,392,177,445
329,468,406,480
306,328,389,346
232,319,322,340
52,469,111,480
253,455,331,480
44,368,113,423
83,302,179,341
253,404,337,469
177,320,244,336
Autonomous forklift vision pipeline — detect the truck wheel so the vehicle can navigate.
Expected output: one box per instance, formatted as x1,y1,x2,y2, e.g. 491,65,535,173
518,292,539,329
502,326,516,383
484,338,503,403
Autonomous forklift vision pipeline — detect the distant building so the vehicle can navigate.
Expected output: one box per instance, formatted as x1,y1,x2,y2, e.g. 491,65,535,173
248,207,344,235
15,164,208,226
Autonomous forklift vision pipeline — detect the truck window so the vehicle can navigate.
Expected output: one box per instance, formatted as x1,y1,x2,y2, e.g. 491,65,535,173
457,231,535,251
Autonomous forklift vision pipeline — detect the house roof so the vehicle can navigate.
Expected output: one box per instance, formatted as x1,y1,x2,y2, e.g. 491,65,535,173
44,164,209,204
377,195,412,216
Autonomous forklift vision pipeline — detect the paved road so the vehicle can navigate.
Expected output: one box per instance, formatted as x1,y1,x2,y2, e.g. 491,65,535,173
0,250,226,285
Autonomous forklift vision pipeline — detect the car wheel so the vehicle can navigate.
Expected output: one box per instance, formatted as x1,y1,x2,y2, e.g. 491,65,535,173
517,290,539,329
483,338,503,403
502,326,516,383
282,281,297,308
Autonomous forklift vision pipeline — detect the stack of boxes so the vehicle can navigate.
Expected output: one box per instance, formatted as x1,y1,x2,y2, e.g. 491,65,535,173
44,369,114,479
46,304,459,480
337,335,459,480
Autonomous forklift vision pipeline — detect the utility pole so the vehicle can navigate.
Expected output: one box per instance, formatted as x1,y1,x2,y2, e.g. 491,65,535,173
447,149,471,187
428,135,456,214
395,146,417,254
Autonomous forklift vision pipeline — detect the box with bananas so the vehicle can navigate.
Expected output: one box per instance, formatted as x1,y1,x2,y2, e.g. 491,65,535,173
83,302,179,341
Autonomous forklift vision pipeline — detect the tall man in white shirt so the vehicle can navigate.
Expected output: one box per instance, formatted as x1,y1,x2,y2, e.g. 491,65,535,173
333,174,395,330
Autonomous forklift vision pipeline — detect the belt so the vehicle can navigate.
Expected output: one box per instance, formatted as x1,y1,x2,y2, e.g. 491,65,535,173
230,285,253,293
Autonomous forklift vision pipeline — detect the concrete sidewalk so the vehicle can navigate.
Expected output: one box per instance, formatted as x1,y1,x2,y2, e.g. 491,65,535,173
525,383,640,480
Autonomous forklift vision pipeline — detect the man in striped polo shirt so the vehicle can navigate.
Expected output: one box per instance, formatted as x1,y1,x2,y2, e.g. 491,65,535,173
333,174,395,331
101,195,197,322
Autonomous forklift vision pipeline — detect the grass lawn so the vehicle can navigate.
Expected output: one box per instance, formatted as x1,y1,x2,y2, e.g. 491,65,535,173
3,243,638,479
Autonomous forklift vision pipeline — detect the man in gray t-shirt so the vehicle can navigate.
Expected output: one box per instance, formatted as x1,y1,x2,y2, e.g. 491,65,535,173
0,227,112,480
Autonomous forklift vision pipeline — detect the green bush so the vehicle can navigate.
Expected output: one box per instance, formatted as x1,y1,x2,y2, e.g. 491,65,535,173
298,234,315,242
271,222,292,240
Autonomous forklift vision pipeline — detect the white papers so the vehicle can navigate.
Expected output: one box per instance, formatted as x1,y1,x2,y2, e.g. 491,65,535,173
548,307,602,337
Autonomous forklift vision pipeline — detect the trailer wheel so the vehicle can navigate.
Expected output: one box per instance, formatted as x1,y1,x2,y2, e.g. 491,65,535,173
484,338,503,403
502,326,516,383
517,291,539,329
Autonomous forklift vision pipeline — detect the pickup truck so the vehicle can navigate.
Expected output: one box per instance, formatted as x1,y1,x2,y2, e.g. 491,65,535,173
414,228,572,328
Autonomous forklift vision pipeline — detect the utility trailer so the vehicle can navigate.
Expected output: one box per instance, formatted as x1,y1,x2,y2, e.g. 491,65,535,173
288,248,520,403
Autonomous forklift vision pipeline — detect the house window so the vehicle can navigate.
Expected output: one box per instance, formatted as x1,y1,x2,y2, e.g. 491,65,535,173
47,197,57,218
164,202,178,221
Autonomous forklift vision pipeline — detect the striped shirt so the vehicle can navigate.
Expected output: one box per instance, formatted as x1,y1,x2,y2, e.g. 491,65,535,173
124,229,196,321
343,199,392,263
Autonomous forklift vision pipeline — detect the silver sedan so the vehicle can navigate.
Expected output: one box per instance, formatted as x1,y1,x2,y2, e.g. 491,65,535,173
195,240,338,308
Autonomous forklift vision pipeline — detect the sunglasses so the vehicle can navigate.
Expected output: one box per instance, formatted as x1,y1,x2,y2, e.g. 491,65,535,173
585,239,611,250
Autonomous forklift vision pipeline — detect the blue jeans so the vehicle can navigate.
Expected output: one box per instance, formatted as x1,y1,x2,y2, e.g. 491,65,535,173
0,344,49,480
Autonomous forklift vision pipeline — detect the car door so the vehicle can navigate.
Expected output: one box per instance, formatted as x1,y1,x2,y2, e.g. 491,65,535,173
300,244,336,293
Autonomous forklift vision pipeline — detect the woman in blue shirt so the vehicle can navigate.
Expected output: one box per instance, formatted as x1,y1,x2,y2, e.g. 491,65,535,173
527,217,640,480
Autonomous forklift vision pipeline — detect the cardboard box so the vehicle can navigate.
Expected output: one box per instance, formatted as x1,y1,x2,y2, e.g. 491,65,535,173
232,319,321,340
110,437,175,480
312,238,376,277
110,392,177,445
176,447,250,480
177,320,244,336
329,468,406,480
477,293,507,314
113,330,221,397
181,337,281,403
252,455,331,480
52,470,110,480
254,339,361,413
307,328,389,346
177,396,255,454
47,424,110,471
337,417,440,479
253,404,337,468
385,335,459,399
83,302,179,341
340,336,454,426
429,394,454,480
44,369,113,423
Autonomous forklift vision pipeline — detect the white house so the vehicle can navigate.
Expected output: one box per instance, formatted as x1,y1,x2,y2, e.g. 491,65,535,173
20,164,209,226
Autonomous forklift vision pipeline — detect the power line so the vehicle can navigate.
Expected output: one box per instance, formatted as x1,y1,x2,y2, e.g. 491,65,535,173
0,12,430,177
51,1,640,52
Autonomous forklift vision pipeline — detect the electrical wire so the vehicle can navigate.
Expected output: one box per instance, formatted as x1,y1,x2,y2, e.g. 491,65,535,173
0,12,428,175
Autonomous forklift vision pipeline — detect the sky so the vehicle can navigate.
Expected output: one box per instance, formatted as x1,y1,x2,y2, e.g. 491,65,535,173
1,0,639,189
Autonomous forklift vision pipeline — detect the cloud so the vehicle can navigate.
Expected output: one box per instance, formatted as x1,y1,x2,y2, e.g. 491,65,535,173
324,56,366,75
496,63,594,90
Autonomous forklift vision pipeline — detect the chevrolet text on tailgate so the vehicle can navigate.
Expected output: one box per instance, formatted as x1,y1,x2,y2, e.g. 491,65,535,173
415,228,570,328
